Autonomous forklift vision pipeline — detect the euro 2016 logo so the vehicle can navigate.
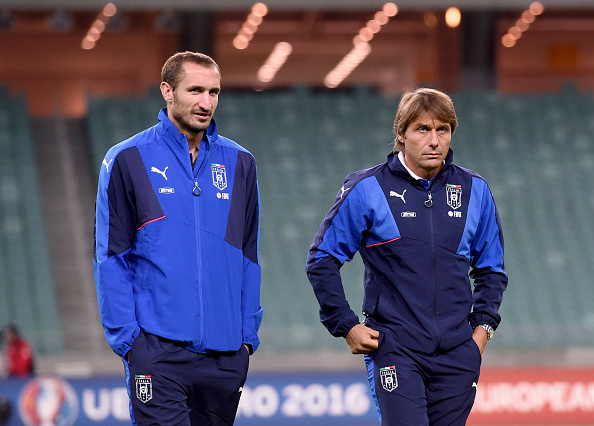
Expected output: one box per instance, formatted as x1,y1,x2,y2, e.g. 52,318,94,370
135,375,153,403
19,376,79,426
380,366,398,392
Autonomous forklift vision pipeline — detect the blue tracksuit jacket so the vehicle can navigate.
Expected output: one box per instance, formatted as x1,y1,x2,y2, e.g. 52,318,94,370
94,109,262,357
306,150,507,354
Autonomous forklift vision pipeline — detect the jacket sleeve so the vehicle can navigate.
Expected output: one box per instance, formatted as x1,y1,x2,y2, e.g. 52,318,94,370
468,178,508,330
240,155,263,353
93,152,140,357
306,180,368,337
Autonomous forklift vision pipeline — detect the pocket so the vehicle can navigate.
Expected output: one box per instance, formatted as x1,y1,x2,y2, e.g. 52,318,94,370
217,349,249,383
239,347,250,372
242,345,250,366
366,331,385,360
376,331,385,352
362,272,387,317
126,329,145,364
469,338,482,367
232,349,250,390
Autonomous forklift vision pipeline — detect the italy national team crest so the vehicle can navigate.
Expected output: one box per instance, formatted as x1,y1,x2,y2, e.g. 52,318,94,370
211,163,227,191
380,366,398,392
446,184,462,210
135,375,153,403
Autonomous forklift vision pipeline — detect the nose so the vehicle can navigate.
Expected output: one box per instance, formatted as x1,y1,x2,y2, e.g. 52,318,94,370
429,130,439,146
198,93,212,110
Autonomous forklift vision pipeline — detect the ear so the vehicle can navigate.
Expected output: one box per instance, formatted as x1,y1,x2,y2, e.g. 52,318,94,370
160,82,173,103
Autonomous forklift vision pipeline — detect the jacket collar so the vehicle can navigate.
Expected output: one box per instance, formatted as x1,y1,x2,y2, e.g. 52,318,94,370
156,108,219,151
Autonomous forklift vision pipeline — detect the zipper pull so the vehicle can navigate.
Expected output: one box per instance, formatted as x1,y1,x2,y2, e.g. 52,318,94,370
424,191,433,208
193,179,201,196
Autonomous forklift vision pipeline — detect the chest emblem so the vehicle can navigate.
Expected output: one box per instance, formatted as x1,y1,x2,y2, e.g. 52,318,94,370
446,184,462,210
151,166,168,180
211,163,227,191
389,189,406,203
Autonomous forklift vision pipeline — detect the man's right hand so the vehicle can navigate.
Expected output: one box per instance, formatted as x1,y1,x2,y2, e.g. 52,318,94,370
345,324,379,354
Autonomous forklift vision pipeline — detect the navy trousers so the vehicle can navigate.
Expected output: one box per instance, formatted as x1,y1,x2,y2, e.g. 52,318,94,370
365,331,481,426
125,331,249,426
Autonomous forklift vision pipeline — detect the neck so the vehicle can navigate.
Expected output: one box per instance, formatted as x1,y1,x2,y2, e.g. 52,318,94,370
186,130,204,161
186,130,203,146
167,111,204,152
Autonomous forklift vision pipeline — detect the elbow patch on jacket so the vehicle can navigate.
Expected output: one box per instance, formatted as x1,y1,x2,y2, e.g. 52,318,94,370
107,147,164,258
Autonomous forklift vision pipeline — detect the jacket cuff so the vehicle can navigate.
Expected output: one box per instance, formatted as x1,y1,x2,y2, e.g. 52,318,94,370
242,330,260,353
107,325,140,357
469,313,498,330
338,318,362,338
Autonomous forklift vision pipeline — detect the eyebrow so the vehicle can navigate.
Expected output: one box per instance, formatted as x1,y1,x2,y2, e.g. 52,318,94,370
186,85,221,93
414,121,450,128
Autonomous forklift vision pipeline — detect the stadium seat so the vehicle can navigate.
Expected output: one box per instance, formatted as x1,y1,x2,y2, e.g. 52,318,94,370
0,88,63,354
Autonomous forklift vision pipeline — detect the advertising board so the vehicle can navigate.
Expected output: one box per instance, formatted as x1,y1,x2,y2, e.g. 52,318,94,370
0,367,593,425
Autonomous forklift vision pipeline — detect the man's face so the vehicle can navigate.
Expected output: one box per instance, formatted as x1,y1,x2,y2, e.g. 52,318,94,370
161,62,221,138
398,112,452,179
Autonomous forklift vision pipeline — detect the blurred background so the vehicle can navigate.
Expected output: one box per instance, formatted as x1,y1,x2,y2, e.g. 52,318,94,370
0,0,593,424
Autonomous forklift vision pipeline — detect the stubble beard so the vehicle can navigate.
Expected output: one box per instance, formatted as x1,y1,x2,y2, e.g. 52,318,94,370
172,109,211,135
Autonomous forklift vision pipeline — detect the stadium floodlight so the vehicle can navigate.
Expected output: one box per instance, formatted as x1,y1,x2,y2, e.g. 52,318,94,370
80,2,119,50
445,7,461,28
257,41,293,83
323,3,396,89
233,2,268,50
502,2,544,48
529,2,544,16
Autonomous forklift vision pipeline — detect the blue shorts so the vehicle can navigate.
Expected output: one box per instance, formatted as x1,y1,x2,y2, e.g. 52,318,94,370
124,330,249,426
365,331,481,426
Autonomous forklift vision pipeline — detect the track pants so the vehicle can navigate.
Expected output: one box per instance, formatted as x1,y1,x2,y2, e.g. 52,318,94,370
124,330,249,426
365,331,481,426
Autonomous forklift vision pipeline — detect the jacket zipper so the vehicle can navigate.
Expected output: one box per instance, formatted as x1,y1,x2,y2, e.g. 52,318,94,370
192,144,210,196
192,142,210,351
426,189,441,352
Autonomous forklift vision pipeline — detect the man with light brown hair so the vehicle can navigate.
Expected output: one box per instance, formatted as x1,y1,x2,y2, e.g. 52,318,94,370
94,51,262,425
307,87,507,425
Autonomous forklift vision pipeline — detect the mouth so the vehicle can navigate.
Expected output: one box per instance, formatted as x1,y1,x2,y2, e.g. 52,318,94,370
193,111,211,120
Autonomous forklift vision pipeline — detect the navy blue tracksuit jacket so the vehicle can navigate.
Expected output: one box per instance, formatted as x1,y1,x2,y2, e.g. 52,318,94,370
306,150,507,355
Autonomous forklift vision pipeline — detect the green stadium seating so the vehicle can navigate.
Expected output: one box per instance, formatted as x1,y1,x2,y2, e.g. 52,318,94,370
87,91,165,176
0,89,63,354
452,86,594,348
